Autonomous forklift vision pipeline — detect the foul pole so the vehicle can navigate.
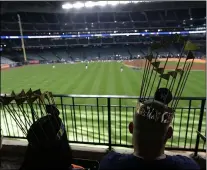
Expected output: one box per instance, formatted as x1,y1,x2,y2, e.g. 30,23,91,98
17,14,27,62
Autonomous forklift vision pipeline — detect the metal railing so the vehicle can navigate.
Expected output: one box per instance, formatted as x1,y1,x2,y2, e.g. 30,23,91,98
1,94,206,154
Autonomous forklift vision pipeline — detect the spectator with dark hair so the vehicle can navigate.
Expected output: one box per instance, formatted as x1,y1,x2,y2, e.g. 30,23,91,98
99,100,200,170
20,105,84,170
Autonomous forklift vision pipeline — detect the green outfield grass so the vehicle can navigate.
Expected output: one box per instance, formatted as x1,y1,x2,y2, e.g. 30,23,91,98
1,62,205,105
1,62,205,95
1,62,206,149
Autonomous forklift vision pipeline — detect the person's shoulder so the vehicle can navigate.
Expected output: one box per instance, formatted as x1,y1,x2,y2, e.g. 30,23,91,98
99,151,132,170
167,155,200,170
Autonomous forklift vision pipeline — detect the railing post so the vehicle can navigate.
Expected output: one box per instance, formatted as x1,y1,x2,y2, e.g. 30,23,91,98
60,97,65,122
107,97,112,150
194,99,206,157
119,98,122,144
72,97,78,141
96,98,100,143
184,99,191,148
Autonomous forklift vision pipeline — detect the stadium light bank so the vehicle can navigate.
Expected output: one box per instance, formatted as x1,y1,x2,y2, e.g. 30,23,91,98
62,1,149,9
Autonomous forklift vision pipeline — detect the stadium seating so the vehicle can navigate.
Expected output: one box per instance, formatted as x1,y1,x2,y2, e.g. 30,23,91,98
38,51,58,61
26,52,44,60
0,57,15,64
1,43,200,62
1,5,205,34
0,1,205,61
54,50,71,61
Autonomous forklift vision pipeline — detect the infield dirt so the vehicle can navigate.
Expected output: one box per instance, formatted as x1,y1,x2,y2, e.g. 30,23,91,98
124,58,206,71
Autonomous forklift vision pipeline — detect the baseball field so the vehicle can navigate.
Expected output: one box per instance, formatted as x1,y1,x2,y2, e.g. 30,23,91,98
1,60,206,149
1,60,205,98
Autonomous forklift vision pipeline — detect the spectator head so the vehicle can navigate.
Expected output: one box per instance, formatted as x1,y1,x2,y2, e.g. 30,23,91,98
129,100,174,160
21,105,72,170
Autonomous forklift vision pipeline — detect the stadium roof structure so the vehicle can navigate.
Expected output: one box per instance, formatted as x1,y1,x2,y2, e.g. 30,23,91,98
1,1,206,13
0,1,206,50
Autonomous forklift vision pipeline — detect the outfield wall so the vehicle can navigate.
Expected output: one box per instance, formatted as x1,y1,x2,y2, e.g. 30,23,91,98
0,64,10,70
28,60,40,64
0,60,41,71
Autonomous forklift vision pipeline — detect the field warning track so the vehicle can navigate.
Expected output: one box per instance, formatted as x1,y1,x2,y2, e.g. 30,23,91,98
124,59,206,71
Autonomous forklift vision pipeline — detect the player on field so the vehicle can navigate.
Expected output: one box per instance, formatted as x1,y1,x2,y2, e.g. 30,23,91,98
120,66,123,72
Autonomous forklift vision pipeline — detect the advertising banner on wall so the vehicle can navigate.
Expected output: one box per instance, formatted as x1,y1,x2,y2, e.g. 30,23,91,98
29,60,40,64
0,64,10,70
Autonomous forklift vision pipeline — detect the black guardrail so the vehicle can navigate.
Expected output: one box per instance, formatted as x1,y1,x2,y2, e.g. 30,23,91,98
1,95,206,155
